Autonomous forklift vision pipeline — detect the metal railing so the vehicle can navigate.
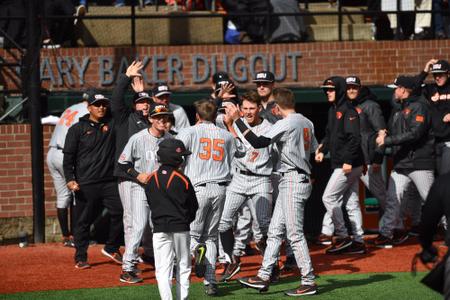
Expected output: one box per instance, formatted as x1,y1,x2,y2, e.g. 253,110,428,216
0,4,447,46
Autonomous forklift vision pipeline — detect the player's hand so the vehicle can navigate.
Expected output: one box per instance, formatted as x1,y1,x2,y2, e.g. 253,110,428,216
371,164,381,172
225,103,241,121
315,152,324,163
218,82,236,100
376,134,385,146
126,60,143,78
131,76,144,93
443,113,450,123
222,111,234,127
342,163,352,174
67,180,80,191
424,58,438,73
137,173,151,184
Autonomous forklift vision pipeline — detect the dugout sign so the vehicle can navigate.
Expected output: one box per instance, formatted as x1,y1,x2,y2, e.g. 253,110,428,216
38,52,302,88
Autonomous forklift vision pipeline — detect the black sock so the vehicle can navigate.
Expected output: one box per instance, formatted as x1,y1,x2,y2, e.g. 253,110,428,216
220,228,235,262
57,208,70,237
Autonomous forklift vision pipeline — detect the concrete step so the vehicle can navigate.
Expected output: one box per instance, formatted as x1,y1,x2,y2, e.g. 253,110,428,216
307,23,373,41
76,6,223,46
301,6,367,25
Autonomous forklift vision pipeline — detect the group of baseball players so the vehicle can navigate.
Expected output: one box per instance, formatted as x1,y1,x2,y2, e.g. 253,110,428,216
46,57,450,299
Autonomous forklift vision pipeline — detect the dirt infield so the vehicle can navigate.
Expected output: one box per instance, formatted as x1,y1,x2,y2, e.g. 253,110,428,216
0,238,441,294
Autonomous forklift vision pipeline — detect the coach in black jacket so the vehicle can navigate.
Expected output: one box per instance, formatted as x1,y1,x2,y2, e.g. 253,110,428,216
373,75,435,248
63,93,124,269
315,76,366,255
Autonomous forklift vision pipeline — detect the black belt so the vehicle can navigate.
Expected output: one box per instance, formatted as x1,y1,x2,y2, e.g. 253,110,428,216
235,168,270,177
280,168,309,177
50,145,64,151
198,182,228,187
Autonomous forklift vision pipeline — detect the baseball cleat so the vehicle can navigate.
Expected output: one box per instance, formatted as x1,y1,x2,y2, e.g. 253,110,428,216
101,248,123,264
325,237,352,254
120,271,143,284
316,234,333,246
75,261,91,269
284,284,318,296
194,243,207,278
237,276,269,292
369,234,393,249
219,261,241,282
204,283,218,296
344,241,367,254
393,230,409,245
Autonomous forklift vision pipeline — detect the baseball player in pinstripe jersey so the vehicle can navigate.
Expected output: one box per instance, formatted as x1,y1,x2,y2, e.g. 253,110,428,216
47,96,89,247
218,90,274,282
177,99,238,296
228,88,319,297
373,75,435,248
117,103,173,283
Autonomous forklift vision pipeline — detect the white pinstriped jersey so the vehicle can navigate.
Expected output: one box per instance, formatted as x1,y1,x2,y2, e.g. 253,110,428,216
169,103,190,133
177,122,236,187
49,102,88,148
263,113,318,174
233,118,274,176
118,128,173,174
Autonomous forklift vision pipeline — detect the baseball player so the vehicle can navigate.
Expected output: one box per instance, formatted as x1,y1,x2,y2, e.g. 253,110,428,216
218,90,274,282
177,99,237,296
145,139,198,300
318,76,387,247
47,94,88,247
117,103,174,283
229,88,319,297
373,75,435,248
315,76,366,255
254,71,281,124
111,61,155,280
417,59,450,175
152,83,190,133
63,93,124,269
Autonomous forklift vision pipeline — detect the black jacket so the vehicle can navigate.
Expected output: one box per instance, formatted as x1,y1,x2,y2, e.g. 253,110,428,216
321,76,364,169
417,71,450,143
63,114,116,185
384,95,435,170
351,87,386,164
145,165,198,233
420,173,450,252
112,74,151,180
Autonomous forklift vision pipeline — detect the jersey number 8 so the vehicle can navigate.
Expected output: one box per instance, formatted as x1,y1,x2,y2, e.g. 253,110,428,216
199,138,224,161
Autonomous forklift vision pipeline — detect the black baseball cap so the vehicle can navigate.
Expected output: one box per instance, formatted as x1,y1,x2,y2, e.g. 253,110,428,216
158,139,191,156
431,60,450,73
253,71,275,83
149,103,173,117
133,92,152,103
345,76,361,87
88,93,109,105
212,71,230,84
320,79,336,89
152,83,172,98
387,76,417,89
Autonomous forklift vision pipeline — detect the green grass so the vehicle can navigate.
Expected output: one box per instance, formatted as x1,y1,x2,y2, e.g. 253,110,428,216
0,272,440,300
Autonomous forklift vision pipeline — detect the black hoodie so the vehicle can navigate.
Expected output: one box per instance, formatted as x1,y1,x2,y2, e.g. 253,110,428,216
63,114,116,185
350,86,386,164
321,76,364,169
112,74,151,180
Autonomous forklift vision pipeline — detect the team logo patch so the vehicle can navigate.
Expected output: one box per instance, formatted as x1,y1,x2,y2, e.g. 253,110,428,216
356,107,362,114
162,170,167,174
336,111,343,119
415,115,425,123
85,130,93,135
176,147,182,153
119,153,126,161
349,116,357,121
403,108,411,115
102,125,109,132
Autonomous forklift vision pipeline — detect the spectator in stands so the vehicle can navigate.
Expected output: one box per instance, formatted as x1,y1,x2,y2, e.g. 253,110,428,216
433,0,450,39
43,0,77,48
0,0,26,48
381,0,415,40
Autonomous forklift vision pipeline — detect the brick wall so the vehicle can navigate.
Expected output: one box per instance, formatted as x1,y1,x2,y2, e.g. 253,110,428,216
0,125,56,218
1,40,450,92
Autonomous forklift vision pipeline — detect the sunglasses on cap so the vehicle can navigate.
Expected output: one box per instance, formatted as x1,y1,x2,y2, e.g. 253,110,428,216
91,101,109,107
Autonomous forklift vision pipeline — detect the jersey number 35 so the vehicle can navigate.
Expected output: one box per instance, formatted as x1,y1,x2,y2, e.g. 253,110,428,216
199,138,224,161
